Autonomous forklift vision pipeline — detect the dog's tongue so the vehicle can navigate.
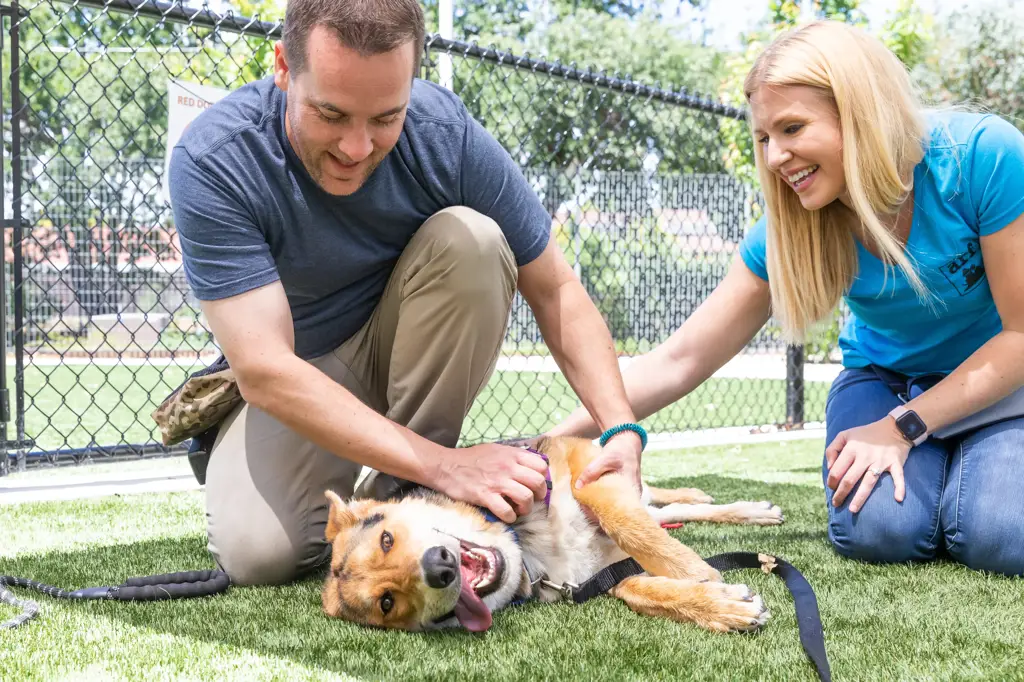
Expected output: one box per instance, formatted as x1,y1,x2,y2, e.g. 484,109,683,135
454,566,492,632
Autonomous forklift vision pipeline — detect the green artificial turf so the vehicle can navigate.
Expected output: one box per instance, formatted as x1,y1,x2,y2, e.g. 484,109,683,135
4,438,1023,681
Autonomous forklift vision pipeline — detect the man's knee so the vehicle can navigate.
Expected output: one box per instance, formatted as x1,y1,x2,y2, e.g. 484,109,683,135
415,207,516,294
209,532,329,587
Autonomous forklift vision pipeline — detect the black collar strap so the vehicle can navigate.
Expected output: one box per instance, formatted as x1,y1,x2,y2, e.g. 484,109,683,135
570,553,830,682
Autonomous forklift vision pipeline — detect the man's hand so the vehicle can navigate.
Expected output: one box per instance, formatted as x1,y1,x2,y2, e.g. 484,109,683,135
430,443,551,524
574,432,643,494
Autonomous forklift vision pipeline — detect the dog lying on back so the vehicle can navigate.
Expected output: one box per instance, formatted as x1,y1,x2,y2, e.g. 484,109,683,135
321,436,784,633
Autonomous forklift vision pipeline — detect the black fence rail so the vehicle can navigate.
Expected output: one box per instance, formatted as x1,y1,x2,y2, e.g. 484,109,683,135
0,0,821,474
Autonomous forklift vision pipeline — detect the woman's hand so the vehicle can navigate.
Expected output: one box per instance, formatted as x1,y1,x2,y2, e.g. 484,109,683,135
825,416,913,513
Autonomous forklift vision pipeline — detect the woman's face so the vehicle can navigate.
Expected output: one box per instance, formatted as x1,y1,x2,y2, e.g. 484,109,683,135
749,84,847,211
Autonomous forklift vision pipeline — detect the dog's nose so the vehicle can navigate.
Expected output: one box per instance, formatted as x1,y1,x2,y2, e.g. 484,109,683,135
421,546,458,588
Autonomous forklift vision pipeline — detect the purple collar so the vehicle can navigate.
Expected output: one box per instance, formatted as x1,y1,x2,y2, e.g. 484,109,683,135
524,447,553,507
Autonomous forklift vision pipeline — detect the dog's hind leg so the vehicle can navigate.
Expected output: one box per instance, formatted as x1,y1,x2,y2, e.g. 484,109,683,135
570,471,723,583
646,485,714,506
648,500,784,526
610,575,770,633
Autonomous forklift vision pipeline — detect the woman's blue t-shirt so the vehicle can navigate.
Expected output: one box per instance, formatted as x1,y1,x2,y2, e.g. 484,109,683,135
739,111,1024,376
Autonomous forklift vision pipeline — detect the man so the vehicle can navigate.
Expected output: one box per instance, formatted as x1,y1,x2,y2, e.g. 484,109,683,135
167,0,645,587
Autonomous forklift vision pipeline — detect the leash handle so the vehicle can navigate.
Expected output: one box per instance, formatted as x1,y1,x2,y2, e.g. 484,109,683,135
569,553,831,682
114,570,230,601
706,552,831,682
0,569,232,629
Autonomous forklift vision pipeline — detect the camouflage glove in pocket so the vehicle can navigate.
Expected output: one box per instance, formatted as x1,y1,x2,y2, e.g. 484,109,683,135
151,355,243,446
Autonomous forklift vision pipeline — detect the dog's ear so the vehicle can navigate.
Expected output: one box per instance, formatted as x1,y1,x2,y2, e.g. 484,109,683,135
325,489,358,542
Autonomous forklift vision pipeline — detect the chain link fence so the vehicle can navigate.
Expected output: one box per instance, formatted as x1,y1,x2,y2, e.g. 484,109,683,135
0,0,829,474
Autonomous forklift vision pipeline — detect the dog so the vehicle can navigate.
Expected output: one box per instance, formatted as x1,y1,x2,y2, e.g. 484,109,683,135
321,436,784,633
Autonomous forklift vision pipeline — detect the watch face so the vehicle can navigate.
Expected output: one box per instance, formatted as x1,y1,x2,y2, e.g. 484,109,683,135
897,412,927,441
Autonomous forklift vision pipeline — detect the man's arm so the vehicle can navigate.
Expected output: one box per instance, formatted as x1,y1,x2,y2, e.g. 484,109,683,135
201,280,548,523
516,237,645,491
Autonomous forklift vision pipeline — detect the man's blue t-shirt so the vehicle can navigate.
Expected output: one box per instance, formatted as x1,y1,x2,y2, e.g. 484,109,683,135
739,111,1024,376
168,76,551,360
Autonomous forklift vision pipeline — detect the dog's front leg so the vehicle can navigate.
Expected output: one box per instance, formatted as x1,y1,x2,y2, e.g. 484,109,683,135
610,575,770,633
571,472,722,583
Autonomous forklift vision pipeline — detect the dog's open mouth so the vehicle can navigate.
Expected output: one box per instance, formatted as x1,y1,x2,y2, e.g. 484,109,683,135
452,538,505,632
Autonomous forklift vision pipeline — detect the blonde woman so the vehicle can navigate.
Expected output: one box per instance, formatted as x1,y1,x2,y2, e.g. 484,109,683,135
552,20,1024,576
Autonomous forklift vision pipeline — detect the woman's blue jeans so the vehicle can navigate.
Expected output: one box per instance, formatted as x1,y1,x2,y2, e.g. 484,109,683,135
823,367,1024,576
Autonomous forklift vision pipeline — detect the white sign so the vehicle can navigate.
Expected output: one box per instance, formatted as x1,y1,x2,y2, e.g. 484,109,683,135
162,79,232,202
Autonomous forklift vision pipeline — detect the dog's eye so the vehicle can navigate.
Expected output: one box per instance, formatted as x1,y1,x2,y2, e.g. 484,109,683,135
380,591,394,615
381,531,393,552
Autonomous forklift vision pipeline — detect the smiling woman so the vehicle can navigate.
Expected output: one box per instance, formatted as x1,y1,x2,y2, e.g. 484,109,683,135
549,19,1024,578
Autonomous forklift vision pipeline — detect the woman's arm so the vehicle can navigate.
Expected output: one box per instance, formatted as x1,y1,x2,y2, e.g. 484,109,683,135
828,211,1024,513
903,212,1024,432
547,254,773,439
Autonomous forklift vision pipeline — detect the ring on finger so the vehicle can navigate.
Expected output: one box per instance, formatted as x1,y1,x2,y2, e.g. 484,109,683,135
868,467,884,477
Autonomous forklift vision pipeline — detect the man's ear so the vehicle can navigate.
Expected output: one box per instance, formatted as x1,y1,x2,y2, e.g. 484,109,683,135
325,489,357,542
273,40,290,92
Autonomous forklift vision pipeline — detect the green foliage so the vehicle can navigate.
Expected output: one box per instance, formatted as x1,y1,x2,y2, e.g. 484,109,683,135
769,0,867,26
421,0,535,47
912,3,1024,131
878,0,933,72
445,8,730,174
15,1,278,162
555,211,732,343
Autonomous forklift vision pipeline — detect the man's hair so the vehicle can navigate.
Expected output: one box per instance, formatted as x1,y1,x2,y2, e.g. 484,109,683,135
744,19,929,343
282,0,426,76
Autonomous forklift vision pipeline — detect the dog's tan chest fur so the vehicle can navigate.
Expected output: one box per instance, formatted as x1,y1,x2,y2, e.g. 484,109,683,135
511,462,626,601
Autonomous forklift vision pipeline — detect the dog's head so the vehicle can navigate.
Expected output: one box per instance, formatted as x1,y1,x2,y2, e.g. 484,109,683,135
321,490,526,633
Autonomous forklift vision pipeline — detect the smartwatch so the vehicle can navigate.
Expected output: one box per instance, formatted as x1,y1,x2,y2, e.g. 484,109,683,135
888,405,928,446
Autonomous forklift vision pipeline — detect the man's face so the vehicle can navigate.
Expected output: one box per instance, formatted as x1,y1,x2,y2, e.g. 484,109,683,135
274,27,415,196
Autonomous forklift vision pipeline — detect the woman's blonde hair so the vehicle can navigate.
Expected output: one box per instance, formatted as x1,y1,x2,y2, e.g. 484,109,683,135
744,20,929,342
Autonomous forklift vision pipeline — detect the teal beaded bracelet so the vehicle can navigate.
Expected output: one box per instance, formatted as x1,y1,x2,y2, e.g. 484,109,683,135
599,423,648,451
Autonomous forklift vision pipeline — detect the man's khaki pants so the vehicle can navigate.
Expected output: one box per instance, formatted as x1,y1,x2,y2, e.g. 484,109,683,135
205,207,519,586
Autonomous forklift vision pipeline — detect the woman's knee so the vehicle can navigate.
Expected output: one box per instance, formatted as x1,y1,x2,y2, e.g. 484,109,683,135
827,502,940,564
943,420,1024,576
946,533,1024,576
824,455,942,564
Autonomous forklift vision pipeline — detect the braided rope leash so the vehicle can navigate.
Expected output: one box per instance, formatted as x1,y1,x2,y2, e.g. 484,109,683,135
0,570,230,630
1,577,41,630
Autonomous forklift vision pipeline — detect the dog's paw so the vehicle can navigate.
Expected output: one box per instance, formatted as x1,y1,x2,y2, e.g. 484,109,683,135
697,582,771,633
731,500,784,525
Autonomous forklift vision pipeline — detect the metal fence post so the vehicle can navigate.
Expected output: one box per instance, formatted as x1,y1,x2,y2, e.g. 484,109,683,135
0,2,9,477
785,343,805,428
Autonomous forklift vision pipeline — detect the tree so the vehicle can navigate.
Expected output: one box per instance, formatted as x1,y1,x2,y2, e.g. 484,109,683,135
878,0,933,72
441,8,729,176
912,2,1024,131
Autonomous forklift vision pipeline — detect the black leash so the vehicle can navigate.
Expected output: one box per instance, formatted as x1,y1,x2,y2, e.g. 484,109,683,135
570,552,831,682
2,557,828,681
1,570,230,630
